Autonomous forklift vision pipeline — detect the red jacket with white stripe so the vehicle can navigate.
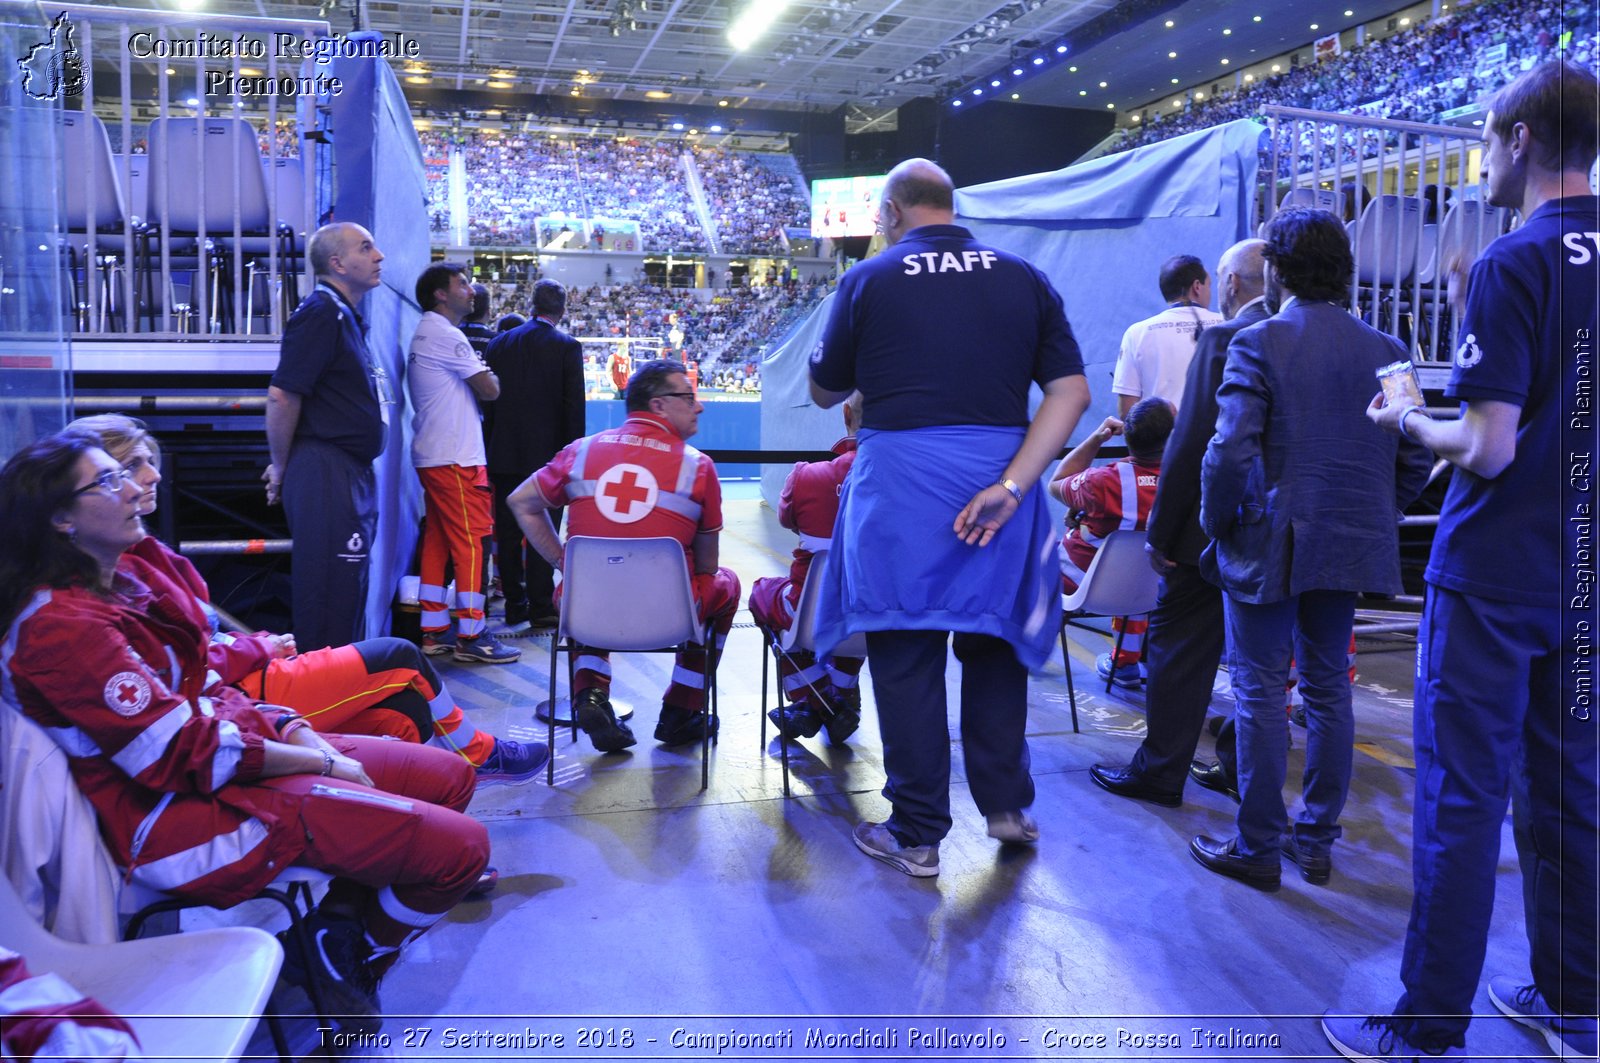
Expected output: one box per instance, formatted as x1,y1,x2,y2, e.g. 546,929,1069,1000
1,546,312,906
1059,457,1162,588
775,437,856,605
532,412,722,570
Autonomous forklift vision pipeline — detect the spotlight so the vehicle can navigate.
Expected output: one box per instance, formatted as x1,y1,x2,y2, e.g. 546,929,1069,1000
1032,56,1043,65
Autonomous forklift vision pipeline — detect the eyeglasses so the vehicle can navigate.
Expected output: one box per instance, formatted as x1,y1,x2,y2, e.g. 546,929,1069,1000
70,467,137,499
658,391,698,403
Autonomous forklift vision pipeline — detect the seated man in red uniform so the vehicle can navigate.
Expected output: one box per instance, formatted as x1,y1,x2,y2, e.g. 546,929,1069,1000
509,360,741,751
749,393,866,745
1049,396,1175,688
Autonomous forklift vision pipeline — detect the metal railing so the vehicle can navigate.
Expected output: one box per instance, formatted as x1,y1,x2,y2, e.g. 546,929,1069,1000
1262,105,1506,365
45,2,330,339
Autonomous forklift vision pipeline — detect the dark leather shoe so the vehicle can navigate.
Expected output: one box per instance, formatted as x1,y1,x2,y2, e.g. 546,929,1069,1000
1189,759,1241,802
1189,835,1281,891
822,687,862,746
1089,764,1182,807
1279,837,1332,884
654,703,718,746
768,703,822,740
573,688,636,753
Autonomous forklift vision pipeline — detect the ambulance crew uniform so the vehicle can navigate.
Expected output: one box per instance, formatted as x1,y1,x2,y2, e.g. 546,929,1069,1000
1058,454,1162,667
132,535,507,775
271,283,385,652
1,541,488,961
810,223,1083,848
1391,194,1600,1047
408,310,497,645
1111,302,1221,412
748,437,864,726
530,411,741,717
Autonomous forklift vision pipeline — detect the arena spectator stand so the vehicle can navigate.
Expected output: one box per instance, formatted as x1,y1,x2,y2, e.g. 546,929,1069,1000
1108,0,1598,166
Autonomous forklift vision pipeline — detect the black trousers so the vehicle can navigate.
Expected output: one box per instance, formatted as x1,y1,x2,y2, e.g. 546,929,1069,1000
491,472,561,619
866,629,1033,847
1128,561,1226,791
283,438,375,652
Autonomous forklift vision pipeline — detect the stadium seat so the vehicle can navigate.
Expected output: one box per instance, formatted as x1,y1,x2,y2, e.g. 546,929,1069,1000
546,535,722,790
1059,530,1162,732
756,549,869,798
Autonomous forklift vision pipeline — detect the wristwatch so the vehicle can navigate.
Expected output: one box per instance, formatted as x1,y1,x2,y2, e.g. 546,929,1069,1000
999,478,1025,503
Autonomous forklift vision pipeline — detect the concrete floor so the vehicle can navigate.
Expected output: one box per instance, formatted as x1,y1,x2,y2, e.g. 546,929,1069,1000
241,486,1553,1061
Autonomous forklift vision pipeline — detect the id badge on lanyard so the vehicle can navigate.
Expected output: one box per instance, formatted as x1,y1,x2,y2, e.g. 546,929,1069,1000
370,360,397,426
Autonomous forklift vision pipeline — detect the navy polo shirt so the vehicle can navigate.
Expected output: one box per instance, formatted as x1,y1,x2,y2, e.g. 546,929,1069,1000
270,285,386,464
1426,195,1600,605
810,224,1083,430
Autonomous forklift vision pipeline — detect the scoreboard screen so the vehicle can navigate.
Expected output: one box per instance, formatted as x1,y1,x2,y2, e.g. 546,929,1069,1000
810,174,887,238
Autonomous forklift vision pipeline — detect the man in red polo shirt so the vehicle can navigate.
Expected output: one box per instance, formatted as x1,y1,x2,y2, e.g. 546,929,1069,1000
508,360,740,750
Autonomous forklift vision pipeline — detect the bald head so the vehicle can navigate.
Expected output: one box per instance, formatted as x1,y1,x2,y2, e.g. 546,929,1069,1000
307,222,383,300
1216,238,1267,319
879,158,955,244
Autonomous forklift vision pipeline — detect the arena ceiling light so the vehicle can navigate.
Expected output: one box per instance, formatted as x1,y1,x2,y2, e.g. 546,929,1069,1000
727,0,792,51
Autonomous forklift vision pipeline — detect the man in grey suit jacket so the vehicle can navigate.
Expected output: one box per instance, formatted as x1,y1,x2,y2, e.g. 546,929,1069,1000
1089,238,1271,808
1192,208,1433,891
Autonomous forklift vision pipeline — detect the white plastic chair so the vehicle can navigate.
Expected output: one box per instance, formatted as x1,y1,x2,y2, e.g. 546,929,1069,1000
146,117,275,332
1059,529,1162,732
756,549,869,797
548,536,720,790
0,869,282,1063
1353,193,1427,285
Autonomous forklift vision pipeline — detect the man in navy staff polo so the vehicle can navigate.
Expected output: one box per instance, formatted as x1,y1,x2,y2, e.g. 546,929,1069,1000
265,222,388,652
808,158,1090,878
1325,59,1599,1063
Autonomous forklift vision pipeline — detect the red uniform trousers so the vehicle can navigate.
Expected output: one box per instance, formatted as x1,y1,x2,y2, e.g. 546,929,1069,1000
748,575,864,705
262,734,489,966
417,465,495,639
239,639,496,767
568,567,741,712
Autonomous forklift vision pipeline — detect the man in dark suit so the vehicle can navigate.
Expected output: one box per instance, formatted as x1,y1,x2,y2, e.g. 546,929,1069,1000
483,279,586,631
1089,238,1270,809
1191,208,1432,892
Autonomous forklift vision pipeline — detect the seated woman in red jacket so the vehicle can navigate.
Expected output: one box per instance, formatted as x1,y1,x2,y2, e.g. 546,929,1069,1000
0,430,489,1025
67,414,546,788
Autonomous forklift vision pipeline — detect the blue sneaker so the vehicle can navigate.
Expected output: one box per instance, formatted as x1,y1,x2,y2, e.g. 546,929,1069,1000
453,634,520,664
1488,976,1598,1058
475,738,548,786
1321,1012,1463,1060
1095,652,1144,689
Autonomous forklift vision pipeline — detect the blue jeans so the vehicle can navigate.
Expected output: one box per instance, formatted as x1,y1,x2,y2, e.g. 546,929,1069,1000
1224,590,1357,860
1394,585,1599,1046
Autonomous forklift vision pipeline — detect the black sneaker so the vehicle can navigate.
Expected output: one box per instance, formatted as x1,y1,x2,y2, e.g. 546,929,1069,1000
276,909,382,1032
822,687,862,746
767,702,822,740
654,703,717,746
573,687,636,752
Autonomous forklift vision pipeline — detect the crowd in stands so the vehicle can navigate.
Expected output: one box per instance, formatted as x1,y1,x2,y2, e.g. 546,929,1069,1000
491,278,829,391
419,131,705,251
419,131,813,256
1111,0,1598,168
693,148,810,256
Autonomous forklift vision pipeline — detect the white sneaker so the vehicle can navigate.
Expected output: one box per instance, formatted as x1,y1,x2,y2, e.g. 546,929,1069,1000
852,821,939,877
985,810,1040,844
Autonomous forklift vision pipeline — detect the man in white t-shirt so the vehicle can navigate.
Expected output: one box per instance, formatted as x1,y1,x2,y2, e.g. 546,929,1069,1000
408,262,518,664
1110,254,1222,416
